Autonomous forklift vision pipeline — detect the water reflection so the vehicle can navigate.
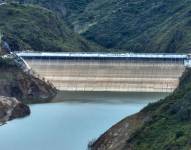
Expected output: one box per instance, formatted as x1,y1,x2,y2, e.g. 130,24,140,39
53,91,169,104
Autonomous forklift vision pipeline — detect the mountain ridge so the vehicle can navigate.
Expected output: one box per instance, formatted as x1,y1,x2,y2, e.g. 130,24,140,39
0,3,102,52
13,0,191,53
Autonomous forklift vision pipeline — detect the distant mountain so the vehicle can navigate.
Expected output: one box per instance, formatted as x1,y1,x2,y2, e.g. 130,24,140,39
70,0,191,53
14,0,191,53
0,3,101,52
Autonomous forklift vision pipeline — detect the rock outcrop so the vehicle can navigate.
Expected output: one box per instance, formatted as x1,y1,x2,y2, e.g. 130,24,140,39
0,57,57,103
0,96,30,124
90,111,151,150
0,57,54,124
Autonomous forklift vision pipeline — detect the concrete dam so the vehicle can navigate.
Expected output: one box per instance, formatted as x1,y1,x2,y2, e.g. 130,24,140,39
17,52,188,92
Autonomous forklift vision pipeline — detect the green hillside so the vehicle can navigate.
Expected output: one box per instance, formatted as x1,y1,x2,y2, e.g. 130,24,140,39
14,0,91,19
14,0,191,53
0,3,101,52
91,69,191,150
125,69,191,149
72,0,191,53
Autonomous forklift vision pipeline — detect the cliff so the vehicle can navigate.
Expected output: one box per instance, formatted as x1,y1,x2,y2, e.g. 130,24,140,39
0,54,56,123
91,69,191,150
0,96,30,124
0,57,57,103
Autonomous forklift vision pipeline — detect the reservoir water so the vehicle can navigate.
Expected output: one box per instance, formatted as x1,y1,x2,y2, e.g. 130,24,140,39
0,92,168,150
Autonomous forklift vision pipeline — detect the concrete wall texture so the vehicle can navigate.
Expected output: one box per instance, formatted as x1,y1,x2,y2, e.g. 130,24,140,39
25,59,185,92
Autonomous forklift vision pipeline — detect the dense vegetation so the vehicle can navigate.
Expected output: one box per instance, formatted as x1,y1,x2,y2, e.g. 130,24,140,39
14,0,191,53
14,0,91,19
69,0,191,53
0,3,101,52
124,69,191,149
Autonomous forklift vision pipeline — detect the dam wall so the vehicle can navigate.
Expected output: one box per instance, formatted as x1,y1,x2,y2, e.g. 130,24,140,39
22,57,185,92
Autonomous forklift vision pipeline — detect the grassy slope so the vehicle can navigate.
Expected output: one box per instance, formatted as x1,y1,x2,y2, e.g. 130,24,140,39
0,3,101,52
16,0,191,53
91,69,191,150
73,0,191,53
124,69,191,149
14,0,91,18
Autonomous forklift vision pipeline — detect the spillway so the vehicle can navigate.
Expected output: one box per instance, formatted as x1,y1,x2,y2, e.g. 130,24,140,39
19,52,186,92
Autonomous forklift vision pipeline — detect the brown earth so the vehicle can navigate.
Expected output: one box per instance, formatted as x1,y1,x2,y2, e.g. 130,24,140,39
0,96,30,124
90,110,151,150
0,60,57,103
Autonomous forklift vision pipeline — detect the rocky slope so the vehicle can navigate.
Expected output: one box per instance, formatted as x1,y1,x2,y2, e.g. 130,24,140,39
0,96,30,124
0,57,57,103
91,68,191,150
0,43,57,124
15,0,191,53
0,3,102,52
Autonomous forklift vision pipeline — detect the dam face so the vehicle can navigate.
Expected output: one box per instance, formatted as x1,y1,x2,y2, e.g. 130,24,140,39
20,53,186,92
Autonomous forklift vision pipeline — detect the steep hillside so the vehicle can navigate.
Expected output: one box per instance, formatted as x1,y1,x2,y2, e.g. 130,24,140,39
14,0,91,19
15,0,191,53
72,0,191,53
91,69,191,150
0,3,101,52
0,57,56,103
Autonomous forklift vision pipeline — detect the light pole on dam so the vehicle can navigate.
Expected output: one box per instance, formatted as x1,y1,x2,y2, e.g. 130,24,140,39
16,52,188,93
